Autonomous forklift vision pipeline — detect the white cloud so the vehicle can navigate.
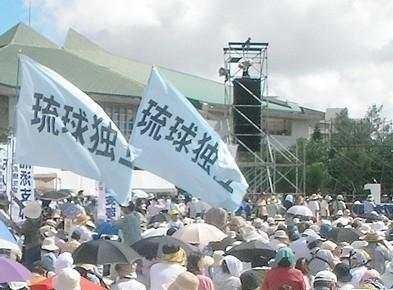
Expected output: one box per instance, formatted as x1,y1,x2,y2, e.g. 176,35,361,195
25,0,393,118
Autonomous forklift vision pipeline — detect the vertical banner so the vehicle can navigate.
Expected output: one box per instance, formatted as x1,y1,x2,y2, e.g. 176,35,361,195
10,163,35,223
97,182,120,222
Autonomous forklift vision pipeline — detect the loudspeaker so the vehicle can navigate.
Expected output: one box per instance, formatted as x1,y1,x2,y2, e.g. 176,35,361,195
233,78,261,151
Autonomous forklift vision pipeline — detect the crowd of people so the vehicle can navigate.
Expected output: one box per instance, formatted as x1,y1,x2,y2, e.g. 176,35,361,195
1,191,393,290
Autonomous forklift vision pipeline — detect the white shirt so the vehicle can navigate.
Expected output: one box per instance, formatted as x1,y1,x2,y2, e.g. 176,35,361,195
111,277,146,290
149,262,186,290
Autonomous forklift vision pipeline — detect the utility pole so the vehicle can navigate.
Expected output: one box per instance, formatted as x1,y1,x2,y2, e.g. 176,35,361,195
28,0,31,26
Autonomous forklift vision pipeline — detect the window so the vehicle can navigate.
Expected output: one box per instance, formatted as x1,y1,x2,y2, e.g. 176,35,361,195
264,118,291,136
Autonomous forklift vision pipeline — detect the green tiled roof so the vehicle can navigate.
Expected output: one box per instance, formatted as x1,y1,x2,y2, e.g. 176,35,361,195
0,24,144,97
0,23,57,49
64,29,228,105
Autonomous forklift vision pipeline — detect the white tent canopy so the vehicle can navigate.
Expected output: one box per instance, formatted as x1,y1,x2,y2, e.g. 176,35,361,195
132,170,177,193
33,167,176,196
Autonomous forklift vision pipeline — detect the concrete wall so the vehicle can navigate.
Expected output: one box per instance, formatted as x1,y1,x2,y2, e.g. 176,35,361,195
0,96,8,130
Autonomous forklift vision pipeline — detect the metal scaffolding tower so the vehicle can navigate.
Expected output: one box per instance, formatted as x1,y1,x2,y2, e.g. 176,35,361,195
222,40,305,194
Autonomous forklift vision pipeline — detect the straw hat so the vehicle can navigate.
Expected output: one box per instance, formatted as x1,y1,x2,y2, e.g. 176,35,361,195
337,195,344,201
54,268,81,290
360,230,384,242
22,200,42,219
168,271,199,290
309,194,319,201
321,240,337,251
325,195,333,201
240,226,262,242
40,225,58,237
41,237,59,252
274,230,289,240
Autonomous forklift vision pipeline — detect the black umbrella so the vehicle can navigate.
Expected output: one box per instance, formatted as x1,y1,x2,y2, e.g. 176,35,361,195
330,227,360,243
131,236,199,260
149,213,171,224
73,240,140,265
226,240,276,263
209,236,237,251
39,189,74,201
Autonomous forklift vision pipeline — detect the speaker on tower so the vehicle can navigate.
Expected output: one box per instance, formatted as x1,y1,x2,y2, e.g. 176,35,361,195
233,78,261,152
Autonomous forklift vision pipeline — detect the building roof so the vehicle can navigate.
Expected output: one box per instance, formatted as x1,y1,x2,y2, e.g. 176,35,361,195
0,23,144,97
64,29,227,105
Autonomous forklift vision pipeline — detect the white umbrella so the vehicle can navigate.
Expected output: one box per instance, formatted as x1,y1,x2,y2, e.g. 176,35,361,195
287,205,313,217
0,238,22,258
132,190,149,200
173,223,226,244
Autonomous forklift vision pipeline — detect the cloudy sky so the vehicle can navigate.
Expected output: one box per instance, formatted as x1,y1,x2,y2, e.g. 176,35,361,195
2,0,393,118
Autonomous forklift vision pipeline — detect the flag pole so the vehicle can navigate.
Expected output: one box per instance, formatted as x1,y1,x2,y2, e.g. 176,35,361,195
8,55,21,222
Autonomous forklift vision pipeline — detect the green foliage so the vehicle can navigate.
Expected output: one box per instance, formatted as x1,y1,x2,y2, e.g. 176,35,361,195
297,105,393,195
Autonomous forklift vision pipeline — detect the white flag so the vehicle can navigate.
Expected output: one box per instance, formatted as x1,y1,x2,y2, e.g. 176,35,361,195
15,55,136,204
130,68,248,211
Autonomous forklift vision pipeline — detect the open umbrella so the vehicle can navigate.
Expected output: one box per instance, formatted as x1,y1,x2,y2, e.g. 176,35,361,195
39,189,74,201
0,238,22,257
173,223,226,244
287,205,313,218
0,219,16,243
0,257,31,283
149,213,171,224
209,236,236,251
30,275,105,290
330,227,360,243
73,240,140,265
225,240,276,263
131,235,199,260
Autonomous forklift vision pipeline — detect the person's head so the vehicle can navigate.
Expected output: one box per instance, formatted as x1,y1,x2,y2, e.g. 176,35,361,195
186,253,203,275
115,263,136,278
295,257,309,275
168,271,199,290
70,231,81,241
313,270,338,290
162,245,187,266
333,263,352,284
240,270,260,290
54,268,81,290
41,237,59,255
306,235,324,250
274,247,296,268
350,249,371,268
222,255,243,277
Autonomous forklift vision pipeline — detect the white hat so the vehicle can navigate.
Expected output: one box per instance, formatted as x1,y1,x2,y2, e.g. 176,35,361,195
314,270,337,284
22,200,42,219
8,282,27,290
340,245,354,258
302,228,319,238
358,224,371,235
54,268,81,290
240,226,263,242
42,237,59,252
351,240,368,249
371,221,388,232
55,252,74,274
